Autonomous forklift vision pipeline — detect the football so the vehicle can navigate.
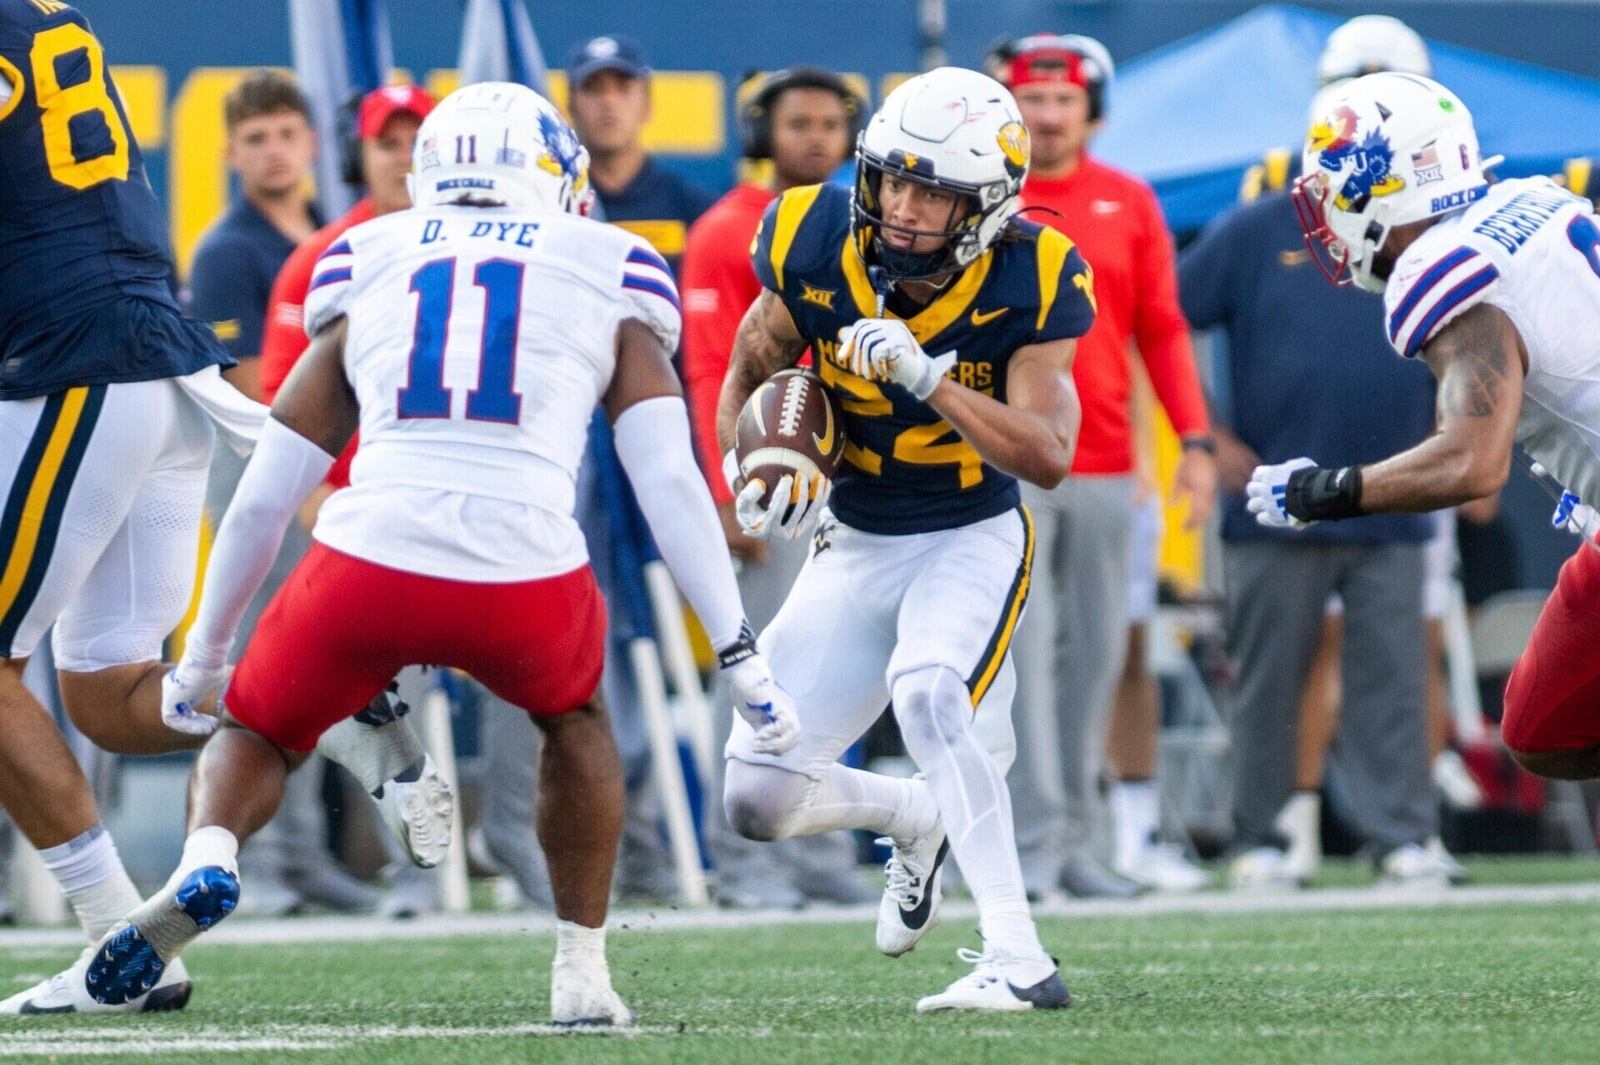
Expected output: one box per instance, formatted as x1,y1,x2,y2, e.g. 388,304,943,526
735,367,846,511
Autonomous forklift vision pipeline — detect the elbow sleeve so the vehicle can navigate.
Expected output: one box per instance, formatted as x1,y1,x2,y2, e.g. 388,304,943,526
612,396,746,650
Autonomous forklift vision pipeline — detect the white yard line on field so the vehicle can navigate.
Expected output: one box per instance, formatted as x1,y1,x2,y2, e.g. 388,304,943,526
0,1023,679,1055
0,880,1596,951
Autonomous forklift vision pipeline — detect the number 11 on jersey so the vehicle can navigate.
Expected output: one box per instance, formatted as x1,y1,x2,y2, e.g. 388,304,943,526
397,257,525,424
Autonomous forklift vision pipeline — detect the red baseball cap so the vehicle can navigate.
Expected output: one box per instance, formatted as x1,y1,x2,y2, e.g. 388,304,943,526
357,84,436,140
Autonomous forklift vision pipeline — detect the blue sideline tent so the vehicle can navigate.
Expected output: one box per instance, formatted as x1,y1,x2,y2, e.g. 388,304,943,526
1094,4,1600,233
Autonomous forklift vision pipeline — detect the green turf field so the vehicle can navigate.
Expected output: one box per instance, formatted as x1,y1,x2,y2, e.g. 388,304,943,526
3,858,1598,1064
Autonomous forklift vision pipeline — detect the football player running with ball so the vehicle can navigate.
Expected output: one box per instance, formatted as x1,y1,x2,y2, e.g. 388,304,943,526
1250,72,1600,784
717,67,1094,1012
65,83,798,1027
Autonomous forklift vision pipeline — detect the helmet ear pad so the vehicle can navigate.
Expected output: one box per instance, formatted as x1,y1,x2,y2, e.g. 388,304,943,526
738,66,864,162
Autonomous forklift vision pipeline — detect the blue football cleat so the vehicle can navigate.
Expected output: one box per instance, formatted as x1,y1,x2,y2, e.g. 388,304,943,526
85,866,238,1007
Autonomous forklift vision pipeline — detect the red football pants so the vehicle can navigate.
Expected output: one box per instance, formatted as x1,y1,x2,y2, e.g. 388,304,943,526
227,542,606,751
1501,538,1600,754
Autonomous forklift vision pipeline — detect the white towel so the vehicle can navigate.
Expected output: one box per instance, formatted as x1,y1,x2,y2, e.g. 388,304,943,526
177,366,269,455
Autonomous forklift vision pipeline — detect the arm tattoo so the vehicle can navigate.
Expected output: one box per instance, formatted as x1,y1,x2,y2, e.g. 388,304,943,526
717,291,806,450
733,291,806,382
1423,304,1511,420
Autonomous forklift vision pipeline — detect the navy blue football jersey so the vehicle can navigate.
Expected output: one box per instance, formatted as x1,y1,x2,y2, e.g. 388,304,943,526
751,183,1095,534
0,0,227,399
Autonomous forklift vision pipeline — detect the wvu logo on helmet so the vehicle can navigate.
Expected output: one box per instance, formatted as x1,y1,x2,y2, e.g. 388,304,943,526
887,149,934,177
996,121,1030,178
1308,105,1405,211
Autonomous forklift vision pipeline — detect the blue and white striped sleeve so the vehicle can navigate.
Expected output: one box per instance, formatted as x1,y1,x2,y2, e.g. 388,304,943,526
619,240,683,352
303,236,357,338
1384,242,1501,360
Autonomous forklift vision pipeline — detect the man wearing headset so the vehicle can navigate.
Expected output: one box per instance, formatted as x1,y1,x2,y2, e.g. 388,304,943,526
681,66,866,909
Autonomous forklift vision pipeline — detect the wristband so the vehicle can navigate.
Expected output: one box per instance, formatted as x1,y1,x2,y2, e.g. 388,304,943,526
1181,435,1217,456
1285,465,1364,521
717,621,759,669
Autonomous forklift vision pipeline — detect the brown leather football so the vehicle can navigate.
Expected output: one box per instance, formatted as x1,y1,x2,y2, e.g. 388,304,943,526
735,367,845,511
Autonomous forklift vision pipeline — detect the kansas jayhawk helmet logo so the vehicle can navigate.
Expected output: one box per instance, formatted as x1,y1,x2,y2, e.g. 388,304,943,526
1307,104,1405,211
997,121,1030,179
535,108,584,180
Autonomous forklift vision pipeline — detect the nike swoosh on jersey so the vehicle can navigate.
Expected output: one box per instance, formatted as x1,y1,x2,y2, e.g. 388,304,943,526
897,838,950,929
1090,200,1123,214
969,307,1009,327
1279,248,1312,267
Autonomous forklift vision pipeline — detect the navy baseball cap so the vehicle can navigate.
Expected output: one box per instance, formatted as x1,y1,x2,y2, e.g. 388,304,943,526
565,35,651,87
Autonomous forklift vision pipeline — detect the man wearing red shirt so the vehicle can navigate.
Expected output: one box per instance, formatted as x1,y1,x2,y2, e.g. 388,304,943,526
680,67,865,910
986,35,1216,898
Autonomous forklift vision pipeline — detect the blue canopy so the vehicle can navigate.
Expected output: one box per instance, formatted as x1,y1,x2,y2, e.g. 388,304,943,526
1094,4,1600,233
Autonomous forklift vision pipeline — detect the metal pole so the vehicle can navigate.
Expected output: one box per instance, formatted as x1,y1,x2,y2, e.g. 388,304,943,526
919,0,948,72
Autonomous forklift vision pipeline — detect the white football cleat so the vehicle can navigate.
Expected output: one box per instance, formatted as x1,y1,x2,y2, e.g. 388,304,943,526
875,820,948,957
1378,842,1455,889
0,948,191,1015
916,948,1071,1013
1114,842,1212,893
374,753,454,869
84,866,239,1007
550,954,634,1027
1229,846,1299,892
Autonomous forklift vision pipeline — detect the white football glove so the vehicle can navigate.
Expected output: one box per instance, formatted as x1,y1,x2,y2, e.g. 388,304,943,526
723,652,801,756
1552,490,1600,541
1245,457,1319,530
161,661,231,737
836,318,957,401
734,473,830,542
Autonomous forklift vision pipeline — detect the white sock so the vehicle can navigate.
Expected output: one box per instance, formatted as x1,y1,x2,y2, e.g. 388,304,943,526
1111,779,1160,869
171,826,240,889
39,825,141,942
555,919,607,965
893,667,1047,965
793,765,939,843
1277,791,1320,860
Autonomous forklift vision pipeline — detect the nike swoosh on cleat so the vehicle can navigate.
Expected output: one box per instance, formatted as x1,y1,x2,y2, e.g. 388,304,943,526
17,1000,73,1014
898,838,949,930
1007,970,1072,1009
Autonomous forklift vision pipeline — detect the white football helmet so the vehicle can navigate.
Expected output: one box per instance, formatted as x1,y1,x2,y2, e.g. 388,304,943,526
1293,73,1488,292
1317,15,1432,88
409,82,592,215
1308,15,1431,127
852,67,1029,282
